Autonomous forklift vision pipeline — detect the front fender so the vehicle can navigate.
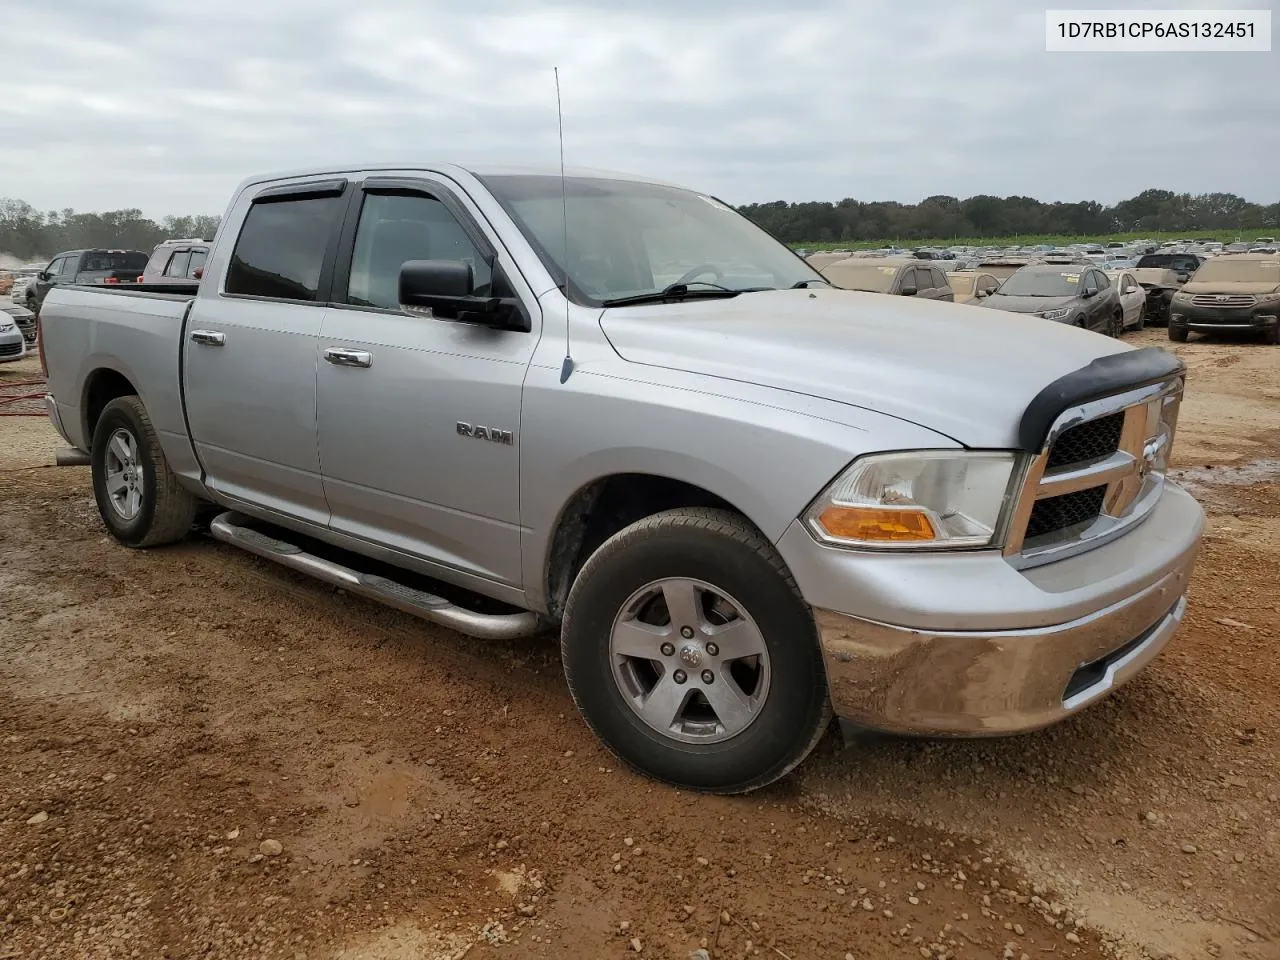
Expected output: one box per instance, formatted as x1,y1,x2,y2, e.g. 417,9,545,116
516,361,956,610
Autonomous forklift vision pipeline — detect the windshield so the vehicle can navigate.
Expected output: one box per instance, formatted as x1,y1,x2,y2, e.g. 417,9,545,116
1136,254,1198,272
823,262,900,293
479,175,821,305
1192,258,1280,283
997,268,1082,297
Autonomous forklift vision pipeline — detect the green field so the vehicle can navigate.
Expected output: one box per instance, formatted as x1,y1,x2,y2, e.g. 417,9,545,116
790,229,1247,252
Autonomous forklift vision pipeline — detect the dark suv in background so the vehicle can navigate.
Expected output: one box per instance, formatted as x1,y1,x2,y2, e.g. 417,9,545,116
977,263,1124,335
138,238,210,286
1131,252,1204,325
26,249,149,313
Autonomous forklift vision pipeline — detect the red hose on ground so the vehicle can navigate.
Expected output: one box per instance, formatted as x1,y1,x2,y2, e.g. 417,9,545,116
0,375,48,415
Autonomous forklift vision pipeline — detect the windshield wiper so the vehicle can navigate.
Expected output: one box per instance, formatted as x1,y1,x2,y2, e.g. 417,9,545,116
600,282,744,308
790,279,830,289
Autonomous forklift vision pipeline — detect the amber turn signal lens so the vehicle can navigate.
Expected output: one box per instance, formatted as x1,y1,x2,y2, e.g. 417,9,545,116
816,506,937,543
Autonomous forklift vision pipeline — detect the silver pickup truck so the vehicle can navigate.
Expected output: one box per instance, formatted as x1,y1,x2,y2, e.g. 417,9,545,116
39,163,1204,793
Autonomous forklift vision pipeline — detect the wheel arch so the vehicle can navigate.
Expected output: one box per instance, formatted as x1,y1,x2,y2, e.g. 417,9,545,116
82,366,141,449
543,472,767,623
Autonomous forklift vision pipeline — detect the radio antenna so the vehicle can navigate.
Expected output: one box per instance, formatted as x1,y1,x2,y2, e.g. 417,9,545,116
555,67,574,384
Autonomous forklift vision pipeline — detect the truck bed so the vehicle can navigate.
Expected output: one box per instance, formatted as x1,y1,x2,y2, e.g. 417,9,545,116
40,285,197,471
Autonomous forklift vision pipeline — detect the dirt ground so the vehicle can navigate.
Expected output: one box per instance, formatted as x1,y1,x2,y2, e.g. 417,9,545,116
1,331,1277,960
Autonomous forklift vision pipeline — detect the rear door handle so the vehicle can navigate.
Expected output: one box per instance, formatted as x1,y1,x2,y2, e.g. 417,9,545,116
324,347,373,368
190,330,225,346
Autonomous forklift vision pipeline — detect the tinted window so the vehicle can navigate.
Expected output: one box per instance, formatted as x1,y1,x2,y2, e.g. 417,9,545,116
80,252,147,272
1136,254,1200,273
226,195,343,301
1092,271,1109,289
931,267,948,289
347,192,492,310
165,251,192,277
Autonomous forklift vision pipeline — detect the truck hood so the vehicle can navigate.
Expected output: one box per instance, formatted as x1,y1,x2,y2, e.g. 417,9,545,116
1181,279,1280,296
599,289,1129,448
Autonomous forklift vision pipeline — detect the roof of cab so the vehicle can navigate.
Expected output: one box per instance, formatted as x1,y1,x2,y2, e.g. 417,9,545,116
233,162,689,194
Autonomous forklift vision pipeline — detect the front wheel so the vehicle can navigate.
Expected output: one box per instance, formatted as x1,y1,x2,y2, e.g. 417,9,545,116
91,396,198,547
561,508,831,794
1168,324,1189,342
1110,311,1124,337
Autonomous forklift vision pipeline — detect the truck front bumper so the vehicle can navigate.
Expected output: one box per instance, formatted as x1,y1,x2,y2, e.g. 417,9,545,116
777,482,1203,736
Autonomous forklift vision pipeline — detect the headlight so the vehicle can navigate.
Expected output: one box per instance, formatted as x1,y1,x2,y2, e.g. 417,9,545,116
1172,291,1192,303
1257,291,1280,303
1038,307,1072,321
804,451,1020,550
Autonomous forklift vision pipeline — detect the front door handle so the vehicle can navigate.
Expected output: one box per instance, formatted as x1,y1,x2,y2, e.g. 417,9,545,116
324,347,373,368
190,330,226,346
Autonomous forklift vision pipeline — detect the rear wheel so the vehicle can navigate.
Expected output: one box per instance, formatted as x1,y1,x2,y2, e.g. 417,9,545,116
561,508,831,794
91,396,198,547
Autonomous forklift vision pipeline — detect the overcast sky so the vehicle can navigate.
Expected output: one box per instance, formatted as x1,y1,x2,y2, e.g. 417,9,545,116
1,0,1275,217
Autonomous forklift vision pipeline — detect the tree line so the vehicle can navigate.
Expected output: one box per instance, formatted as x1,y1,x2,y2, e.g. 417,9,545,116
0,198,220,263
3,188,1279,262
738,189,1280,244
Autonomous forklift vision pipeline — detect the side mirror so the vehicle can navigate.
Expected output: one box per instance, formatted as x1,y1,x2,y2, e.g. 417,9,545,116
1082,285,1098,298
399,260,528,331
39,271,50,281
900,285,918,297
976,288,989,298
1176,273,1190,283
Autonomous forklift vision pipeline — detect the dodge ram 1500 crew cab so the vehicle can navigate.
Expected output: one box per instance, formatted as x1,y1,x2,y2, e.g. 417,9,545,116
39,163,1204,793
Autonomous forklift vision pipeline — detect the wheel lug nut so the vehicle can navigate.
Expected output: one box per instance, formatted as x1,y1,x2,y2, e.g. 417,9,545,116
660,642,675,657
706,642,719,656
680,626,694,640
673,669,687,685
701,670,714,684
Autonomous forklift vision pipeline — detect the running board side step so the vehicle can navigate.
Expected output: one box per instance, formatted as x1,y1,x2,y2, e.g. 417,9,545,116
208,511,541,641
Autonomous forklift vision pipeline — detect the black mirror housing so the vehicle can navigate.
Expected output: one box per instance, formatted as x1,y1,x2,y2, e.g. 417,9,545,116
900,286,918,297
398,259,530,332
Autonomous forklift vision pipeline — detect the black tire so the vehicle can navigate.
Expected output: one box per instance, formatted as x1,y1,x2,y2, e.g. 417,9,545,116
1266,323,1280,346
91,396,198,547
25,292,37,314
561,508,832,794
1110,311,1123,338
1134,311,1145,332
1168,324,1189,343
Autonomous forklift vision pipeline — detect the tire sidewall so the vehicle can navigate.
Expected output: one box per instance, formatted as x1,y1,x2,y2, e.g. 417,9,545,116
563,519,828,792
91,399,160,546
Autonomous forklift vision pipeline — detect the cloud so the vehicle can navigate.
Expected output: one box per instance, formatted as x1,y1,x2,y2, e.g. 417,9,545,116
0,0,1274,216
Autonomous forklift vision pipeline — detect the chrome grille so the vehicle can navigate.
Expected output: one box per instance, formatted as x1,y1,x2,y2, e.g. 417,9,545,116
1006,377,1183,567
1045,413,1124,470
0,341,24,357
1191,294,1255,307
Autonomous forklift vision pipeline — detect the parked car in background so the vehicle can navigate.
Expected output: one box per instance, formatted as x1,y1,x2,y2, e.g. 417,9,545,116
1,302,37,345
946,271,1001,304
38,160,1204,793
8,265,44,303
976,257,1038,282
0,270,13,296
26,249,150,313
139,239,211,285
820,257,954,301
1131,252,1204,326
1169,253,1280,344
979,263,1124,335
0,309,26,363
1107,269,1147,331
